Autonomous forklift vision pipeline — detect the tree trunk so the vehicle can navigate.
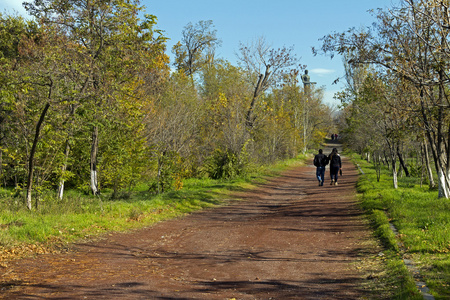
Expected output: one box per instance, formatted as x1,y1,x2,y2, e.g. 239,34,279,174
420,142,425,187
397,145,410,177
436,66,450,198
58,104,76,200
421,70,450,198
436,139,450,198
90,126,99,195
26,103,50,210
422,82,450,198
387,141,398,189
383,151,390,169
425,127,449,198
422,138,435,189
246,75,262,127
392,156,398,189
437,167,450,198
246,65,271,127
58,138,70,200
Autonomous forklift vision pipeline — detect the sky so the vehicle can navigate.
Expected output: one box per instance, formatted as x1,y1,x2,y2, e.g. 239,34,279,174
0,0,400,107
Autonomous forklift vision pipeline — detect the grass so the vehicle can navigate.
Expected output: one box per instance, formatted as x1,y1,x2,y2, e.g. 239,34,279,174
350,152,450,299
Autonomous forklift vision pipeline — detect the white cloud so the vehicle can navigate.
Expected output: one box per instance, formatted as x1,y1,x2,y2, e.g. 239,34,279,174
310,68,336,77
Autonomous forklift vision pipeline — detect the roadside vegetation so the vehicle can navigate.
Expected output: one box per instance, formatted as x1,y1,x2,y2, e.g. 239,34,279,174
350,152,450,300
321,1,450,298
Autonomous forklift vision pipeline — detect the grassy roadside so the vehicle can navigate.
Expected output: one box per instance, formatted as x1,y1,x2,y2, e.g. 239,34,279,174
349,152,450,299
0,156,306,266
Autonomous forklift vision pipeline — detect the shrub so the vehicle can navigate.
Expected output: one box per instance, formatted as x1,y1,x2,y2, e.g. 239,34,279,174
204,148,248,179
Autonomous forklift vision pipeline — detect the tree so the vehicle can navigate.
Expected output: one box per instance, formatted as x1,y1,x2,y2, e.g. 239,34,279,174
172,20,221,77
145,72,199,193
319,1,450,198
198,60,253,176
24,0,169,198
0,14,40,190
237,37,299,128
3,18,75,209
200,60,251,153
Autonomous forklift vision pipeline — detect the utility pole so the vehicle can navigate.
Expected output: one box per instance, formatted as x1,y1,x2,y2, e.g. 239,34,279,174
301,70,316,154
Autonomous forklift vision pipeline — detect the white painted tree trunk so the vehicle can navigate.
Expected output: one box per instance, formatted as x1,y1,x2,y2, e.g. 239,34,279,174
58,180,65,200
392,164,398,189
391,152,398,189
91,170,98,195
58,140,70,200
90,126,99,195
388,143,398,189
437,169,450,199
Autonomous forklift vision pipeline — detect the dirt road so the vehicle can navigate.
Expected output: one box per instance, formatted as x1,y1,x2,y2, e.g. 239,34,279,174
1,144,377,299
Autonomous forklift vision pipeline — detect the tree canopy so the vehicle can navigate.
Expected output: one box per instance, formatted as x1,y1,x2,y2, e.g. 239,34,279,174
318,0,450,198
0,1,331,209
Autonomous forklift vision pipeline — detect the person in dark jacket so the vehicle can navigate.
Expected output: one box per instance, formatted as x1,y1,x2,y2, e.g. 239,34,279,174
328,148,342,185
313,149,329,186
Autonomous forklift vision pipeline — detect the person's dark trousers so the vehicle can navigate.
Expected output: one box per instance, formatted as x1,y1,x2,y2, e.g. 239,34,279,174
316,166,325,186
330,166,339,183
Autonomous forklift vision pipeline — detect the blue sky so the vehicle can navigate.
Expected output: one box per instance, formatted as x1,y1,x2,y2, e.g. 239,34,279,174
1,0,399,106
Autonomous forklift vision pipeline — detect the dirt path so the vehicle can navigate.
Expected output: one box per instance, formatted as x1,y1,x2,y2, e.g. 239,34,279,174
1,144,377,299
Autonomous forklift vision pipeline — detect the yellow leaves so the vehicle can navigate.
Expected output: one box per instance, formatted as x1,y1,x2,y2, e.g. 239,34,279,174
219,92,228,107
264,106,274,113
216,92,228,109
208,92,229,121
0,243,54,266
173,173,184,191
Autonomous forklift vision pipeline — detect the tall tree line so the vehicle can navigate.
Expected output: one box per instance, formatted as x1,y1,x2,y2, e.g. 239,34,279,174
318,0,450,198
0,0,331,209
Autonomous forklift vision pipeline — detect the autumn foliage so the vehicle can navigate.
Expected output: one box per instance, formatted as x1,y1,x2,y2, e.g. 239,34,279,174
0,0,331,209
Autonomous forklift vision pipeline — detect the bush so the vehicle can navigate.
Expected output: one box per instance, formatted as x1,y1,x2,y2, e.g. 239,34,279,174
204,148,248,179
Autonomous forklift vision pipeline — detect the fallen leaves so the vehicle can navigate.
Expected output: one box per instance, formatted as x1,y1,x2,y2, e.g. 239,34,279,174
0,242,60,267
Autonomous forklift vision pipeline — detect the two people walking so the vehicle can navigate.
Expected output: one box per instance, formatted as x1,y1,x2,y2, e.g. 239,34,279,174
313,147,342,186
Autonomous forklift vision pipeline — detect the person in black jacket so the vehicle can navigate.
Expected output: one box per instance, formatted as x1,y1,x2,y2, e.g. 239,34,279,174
313,149,329,186
328,148,342,185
